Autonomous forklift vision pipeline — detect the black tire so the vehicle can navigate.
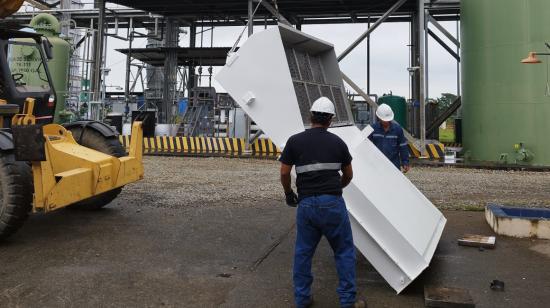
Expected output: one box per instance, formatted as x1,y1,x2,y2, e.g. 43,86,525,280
67,126,126,210
0,152,33,240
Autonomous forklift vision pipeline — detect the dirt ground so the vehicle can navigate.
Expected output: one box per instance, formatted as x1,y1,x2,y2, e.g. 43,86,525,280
1,156,549,308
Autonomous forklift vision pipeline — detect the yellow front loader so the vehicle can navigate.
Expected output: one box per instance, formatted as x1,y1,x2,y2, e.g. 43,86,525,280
0,24,144,239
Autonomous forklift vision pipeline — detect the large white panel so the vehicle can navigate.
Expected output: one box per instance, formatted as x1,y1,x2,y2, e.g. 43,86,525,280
216,27,304,148
216,24,446,293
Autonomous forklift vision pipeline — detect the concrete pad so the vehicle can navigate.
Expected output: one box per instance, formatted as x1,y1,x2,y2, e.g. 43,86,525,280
486,204,550,239
1,200,550,307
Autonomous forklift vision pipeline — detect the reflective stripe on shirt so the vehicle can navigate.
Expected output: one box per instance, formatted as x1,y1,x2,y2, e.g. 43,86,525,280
372,133,398,139
295,163,342,174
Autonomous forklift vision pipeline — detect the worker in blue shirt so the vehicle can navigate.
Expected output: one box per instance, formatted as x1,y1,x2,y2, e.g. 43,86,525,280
368,104,410,173
280,97,366,308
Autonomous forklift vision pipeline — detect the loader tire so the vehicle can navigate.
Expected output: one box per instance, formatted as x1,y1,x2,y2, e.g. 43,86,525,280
0,152,33,240
67,126,126,210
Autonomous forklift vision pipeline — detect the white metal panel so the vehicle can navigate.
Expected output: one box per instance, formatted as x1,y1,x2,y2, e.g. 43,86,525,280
215,24,446,293
331,126,443,256
216,26,304,148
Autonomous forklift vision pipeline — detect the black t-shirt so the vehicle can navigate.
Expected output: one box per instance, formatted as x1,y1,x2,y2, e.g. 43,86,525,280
279,127,353,199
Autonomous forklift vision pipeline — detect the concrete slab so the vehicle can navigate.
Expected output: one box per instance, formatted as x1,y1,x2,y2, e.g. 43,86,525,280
0,192,549,307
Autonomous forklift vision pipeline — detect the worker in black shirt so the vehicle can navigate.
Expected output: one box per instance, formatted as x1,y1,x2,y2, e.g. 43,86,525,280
280,97,365,308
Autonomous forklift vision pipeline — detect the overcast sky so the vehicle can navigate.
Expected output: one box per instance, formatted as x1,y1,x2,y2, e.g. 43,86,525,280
103,21,461,101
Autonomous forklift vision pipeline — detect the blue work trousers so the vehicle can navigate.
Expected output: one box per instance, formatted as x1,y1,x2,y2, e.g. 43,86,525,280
293,194,356,308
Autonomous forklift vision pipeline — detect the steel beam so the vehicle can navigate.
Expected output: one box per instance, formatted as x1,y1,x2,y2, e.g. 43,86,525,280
337,0,408,62
426,96,461,136
25,0,54,10
342,72,416,143
427,13,460,48
409,11,420,136
428,29,460,61
92,0,105,102
188,23,196,95
125,18,134,120
244,0,253,152
253,0,291,26
418,0,426,151
162,18,179,123
367,15,371,95
249,129,264,144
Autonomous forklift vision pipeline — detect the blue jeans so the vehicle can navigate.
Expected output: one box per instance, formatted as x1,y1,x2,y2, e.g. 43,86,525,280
293,195,356,308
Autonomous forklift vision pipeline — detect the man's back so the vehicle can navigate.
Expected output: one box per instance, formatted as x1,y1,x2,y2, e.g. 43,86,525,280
280,127,352,199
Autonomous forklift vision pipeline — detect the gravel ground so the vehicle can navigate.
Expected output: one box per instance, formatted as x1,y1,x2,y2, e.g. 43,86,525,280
122,157,282,210
122,156,550,210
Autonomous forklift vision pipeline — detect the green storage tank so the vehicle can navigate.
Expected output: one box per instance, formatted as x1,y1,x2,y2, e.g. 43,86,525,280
378,93,407,128
461,0,550,166
10,13,70,123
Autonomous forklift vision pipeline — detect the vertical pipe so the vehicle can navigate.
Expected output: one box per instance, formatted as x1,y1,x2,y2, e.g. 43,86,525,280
248,0,254,36
456,19,460,97
367,15,371,96
245,0,253,152
79,29,88,117
424,9,429,103
92,0,105,102
101,31,109,120
410,12,420,137
418,0,426,150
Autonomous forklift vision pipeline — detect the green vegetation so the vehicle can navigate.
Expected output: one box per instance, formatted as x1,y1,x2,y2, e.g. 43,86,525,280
439,127,455,143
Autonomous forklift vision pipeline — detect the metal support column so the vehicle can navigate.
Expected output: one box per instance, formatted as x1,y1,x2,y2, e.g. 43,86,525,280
60,0,71,36
410,11,422,136
124,18,134,122
244,0,253,153
253,0,292,26
418,0,426,151
188,23,196,96
367,15,371,96
162,18,179,124
456,19,461,97
92,0,105,102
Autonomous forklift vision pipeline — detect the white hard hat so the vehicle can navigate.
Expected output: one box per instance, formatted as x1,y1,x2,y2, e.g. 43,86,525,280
376,104,394,122
310,97,335,115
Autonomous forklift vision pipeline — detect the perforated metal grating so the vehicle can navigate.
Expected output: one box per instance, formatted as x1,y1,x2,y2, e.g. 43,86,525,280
284,46,352,127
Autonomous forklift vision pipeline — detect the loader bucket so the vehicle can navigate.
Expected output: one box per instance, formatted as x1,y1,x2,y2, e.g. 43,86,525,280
216,24,446,293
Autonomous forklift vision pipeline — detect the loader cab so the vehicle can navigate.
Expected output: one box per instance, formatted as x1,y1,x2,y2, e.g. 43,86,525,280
0,29,56,125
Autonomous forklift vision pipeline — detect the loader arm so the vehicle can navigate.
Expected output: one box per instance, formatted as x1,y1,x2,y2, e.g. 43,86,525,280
32,120,144,212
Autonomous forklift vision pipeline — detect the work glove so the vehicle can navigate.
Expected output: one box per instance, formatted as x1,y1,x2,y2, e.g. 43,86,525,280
285,190,299,207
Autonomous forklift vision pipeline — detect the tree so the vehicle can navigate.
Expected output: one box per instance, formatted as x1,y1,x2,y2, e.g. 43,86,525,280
435,93,458,113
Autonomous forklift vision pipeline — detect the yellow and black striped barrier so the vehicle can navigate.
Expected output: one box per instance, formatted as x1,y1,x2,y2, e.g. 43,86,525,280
120,135,443,160
408,143,445,160
443,142,462,148
119,135,281,158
